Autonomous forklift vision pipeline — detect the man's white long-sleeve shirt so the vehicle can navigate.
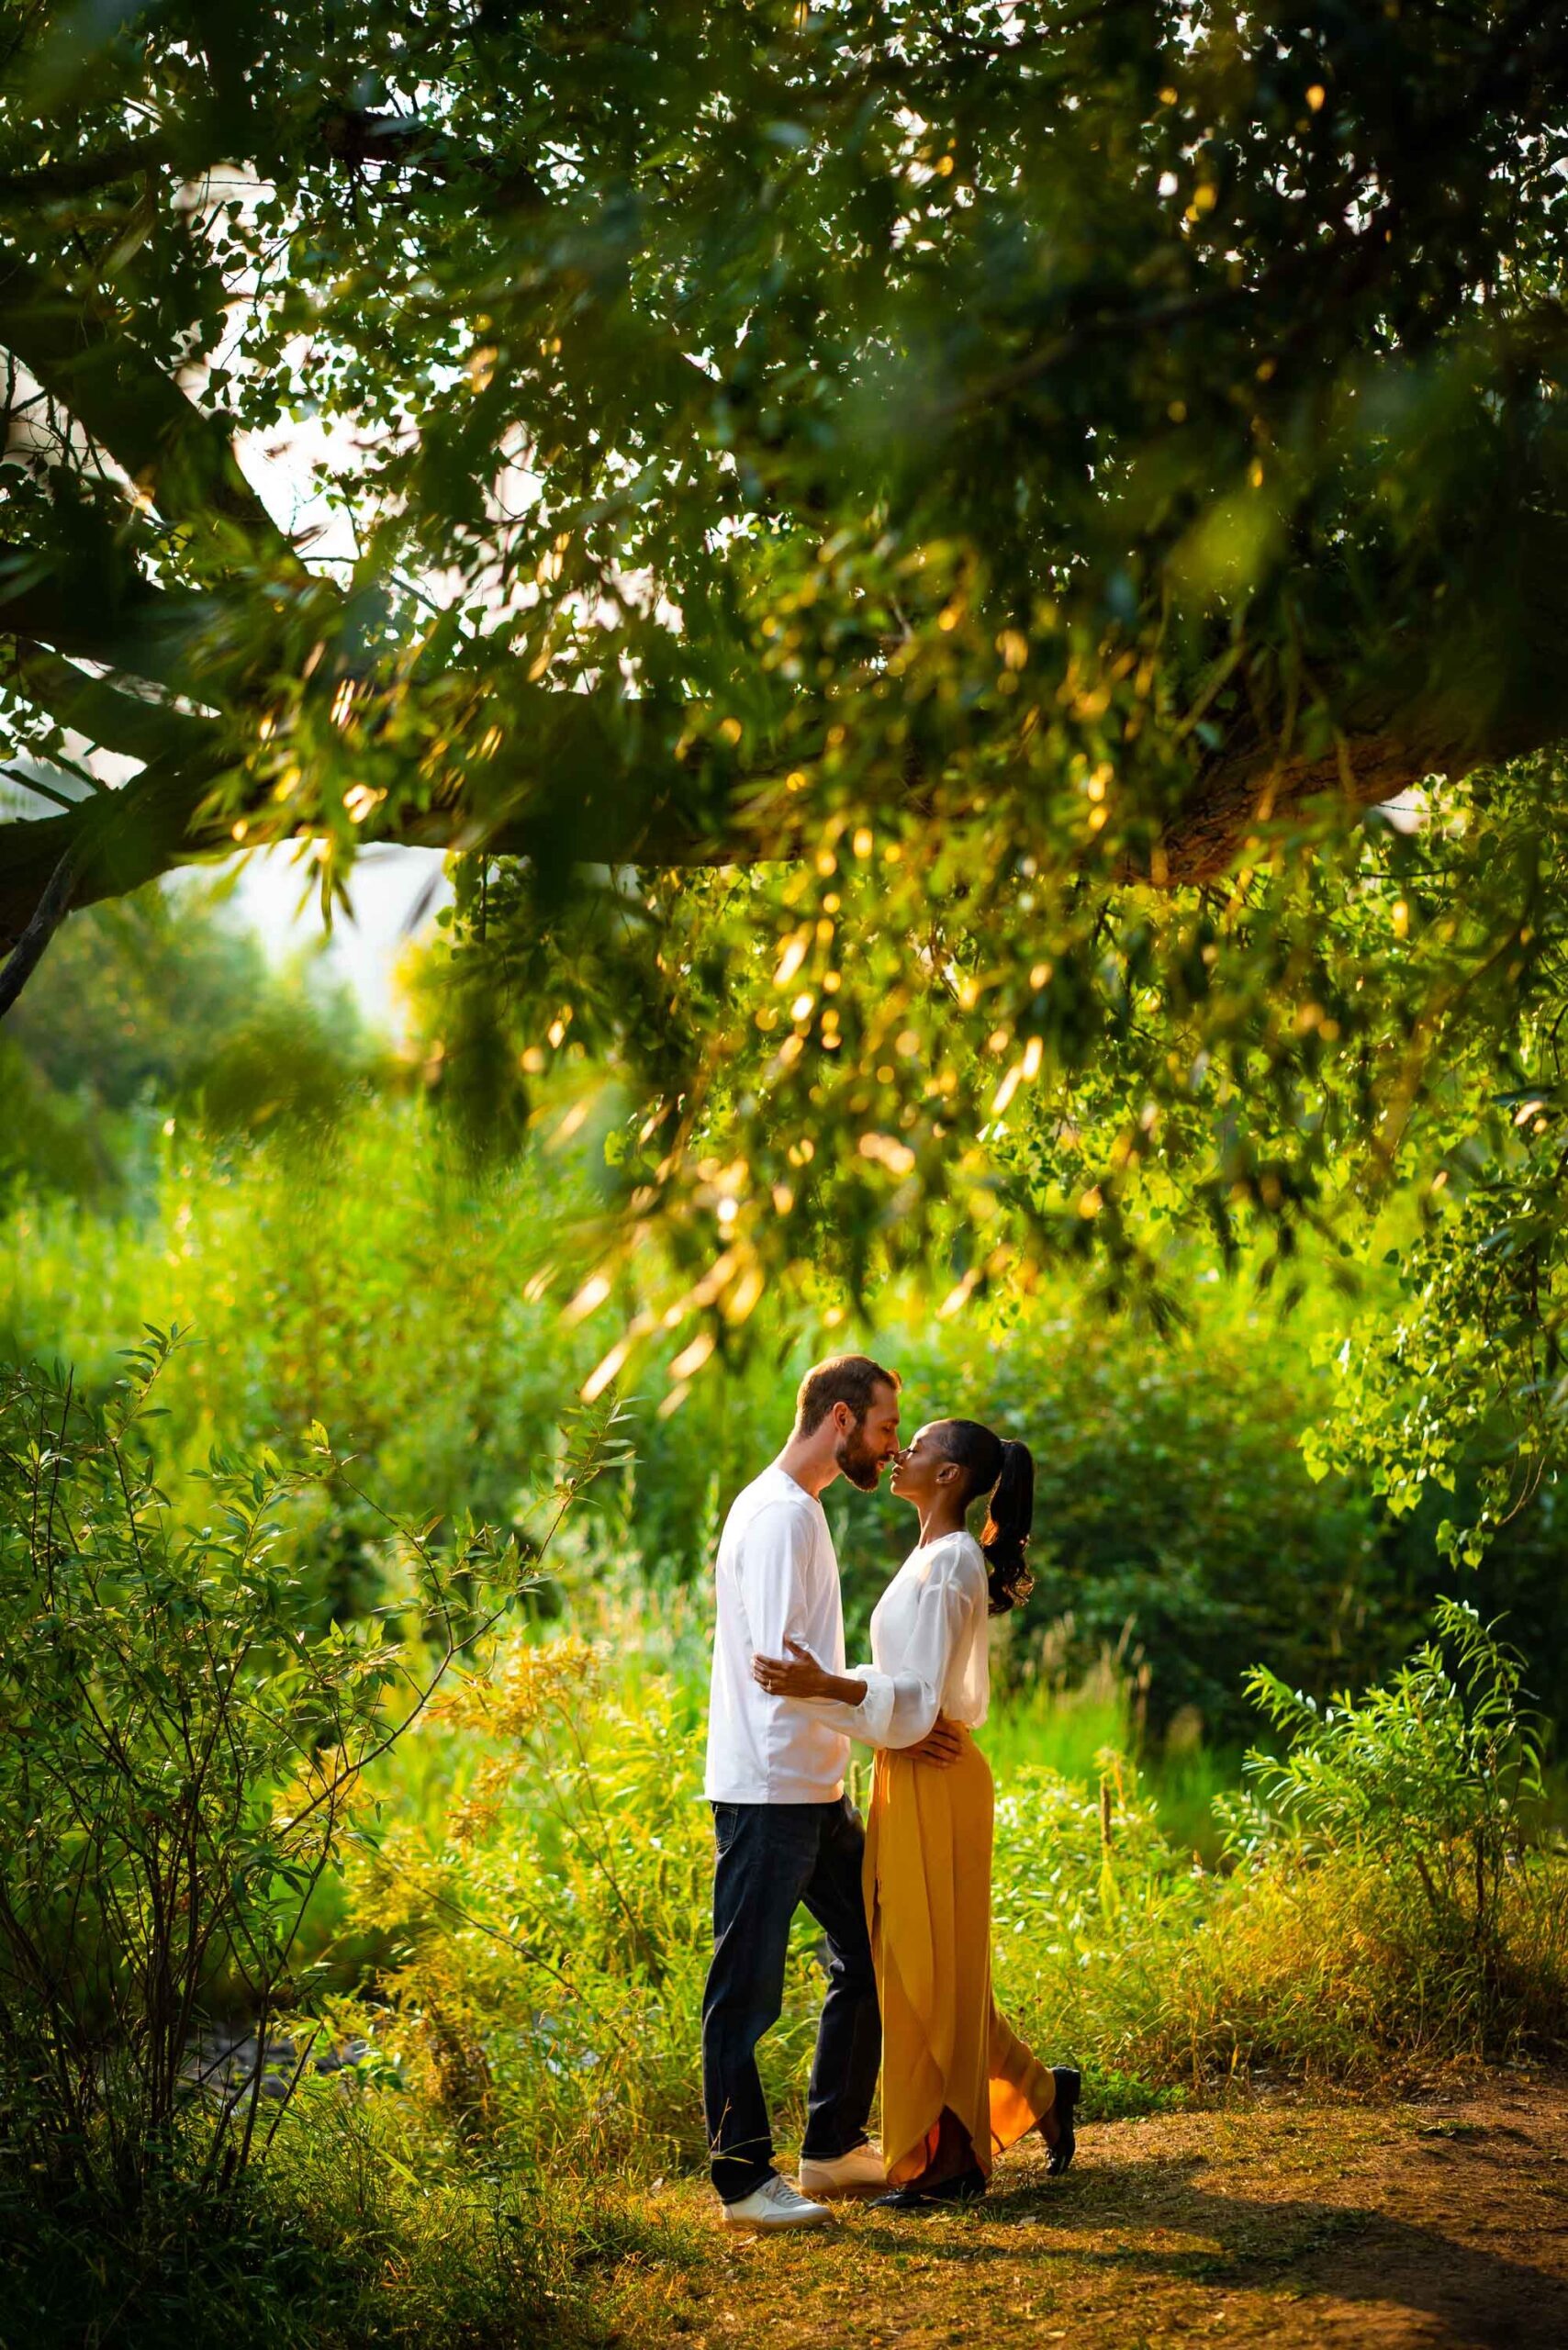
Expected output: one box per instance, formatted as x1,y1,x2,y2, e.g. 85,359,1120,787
704,1461,893,1803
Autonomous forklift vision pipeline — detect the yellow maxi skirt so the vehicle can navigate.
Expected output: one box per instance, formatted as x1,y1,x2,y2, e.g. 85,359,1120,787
864,1730,1056,2186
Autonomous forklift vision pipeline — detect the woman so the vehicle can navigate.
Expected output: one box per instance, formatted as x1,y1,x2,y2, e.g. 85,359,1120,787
752,1418,1080,2209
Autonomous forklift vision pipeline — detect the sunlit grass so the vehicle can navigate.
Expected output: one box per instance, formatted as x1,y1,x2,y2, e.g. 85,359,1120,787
6,1439,1566,2349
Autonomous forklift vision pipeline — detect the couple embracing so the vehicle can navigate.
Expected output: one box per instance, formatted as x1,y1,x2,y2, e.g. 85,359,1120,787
701,1353,1080,2229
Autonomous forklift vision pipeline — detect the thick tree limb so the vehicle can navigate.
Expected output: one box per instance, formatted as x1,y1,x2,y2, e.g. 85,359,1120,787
6,642,220,766
0,751,239,968
0,139,168,206
1157,502,1568,878
0,544,255,699
1153,725,1474,881
0,755,750,963
314,108,547,207
0,245,294,555
0,829,90,1017
1,684,1557,970
6,466,1568,966
7,463,1568,958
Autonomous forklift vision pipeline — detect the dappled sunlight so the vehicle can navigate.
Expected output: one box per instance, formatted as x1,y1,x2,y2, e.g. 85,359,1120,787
6,1,1568,2339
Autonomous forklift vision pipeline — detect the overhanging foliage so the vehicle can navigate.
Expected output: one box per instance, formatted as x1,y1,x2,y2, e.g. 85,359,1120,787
5,5,1568,1539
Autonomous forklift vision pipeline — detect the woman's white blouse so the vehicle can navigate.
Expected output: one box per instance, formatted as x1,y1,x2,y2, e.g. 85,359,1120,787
801,1529,991,1751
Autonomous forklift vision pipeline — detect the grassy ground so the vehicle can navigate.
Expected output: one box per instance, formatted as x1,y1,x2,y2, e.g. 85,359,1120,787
599,2074,1568,2350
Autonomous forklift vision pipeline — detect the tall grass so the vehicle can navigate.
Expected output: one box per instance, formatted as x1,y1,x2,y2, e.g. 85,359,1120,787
5,1439,1563,2348
315,1567,1567,2200
0,1106,599,1546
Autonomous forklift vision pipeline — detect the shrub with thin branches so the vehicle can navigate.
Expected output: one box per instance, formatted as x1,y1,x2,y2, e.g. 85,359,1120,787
0,1332,627,2212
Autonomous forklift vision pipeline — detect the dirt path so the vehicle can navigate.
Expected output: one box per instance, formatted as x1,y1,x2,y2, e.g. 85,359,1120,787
615,2076,1568,2350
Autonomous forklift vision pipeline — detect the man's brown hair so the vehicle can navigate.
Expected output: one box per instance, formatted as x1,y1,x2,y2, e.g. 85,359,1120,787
793,1353,901,1436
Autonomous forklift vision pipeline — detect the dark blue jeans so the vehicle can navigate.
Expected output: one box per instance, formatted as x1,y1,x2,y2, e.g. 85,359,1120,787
701,1796,880,2202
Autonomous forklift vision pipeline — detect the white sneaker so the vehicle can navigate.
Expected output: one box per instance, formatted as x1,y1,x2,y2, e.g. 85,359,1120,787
720,2175,834,2230
799,2144,887,2199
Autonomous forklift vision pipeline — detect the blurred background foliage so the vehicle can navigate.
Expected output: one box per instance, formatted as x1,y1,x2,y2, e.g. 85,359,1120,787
0,877,384,1201
6,883,1565,1756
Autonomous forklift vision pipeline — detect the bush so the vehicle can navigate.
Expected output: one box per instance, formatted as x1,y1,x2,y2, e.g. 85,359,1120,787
0,882,380,1208
0,1102,599,1560
1217,1598,1568,2059
0,2087,699,2350
337,1588,1567,2182
342,1639,723,2178
0,1336,624,2215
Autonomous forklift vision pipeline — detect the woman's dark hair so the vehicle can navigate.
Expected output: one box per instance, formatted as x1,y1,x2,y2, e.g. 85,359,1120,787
931,1420,1035,1615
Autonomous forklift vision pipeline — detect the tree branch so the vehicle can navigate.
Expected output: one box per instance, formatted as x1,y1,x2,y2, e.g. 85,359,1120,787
314,108,547,207
0,750,236,975
0,546,245,695
0,665,1553,988
6,641,220,766
0,244,294,556
0,140,168,206
0,824,92,1018
2,764,84,811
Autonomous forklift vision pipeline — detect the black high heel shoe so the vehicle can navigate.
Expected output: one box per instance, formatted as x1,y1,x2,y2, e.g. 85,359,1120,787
872,2163,987,2211
1046,2067,1081,2176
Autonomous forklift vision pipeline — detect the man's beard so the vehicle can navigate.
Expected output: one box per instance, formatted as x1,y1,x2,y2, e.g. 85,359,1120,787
834,1425,884,1492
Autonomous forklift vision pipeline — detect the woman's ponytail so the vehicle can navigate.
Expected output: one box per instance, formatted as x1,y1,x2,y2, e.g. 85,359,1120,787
932,1419,1036,1615
980,1437,1035,1616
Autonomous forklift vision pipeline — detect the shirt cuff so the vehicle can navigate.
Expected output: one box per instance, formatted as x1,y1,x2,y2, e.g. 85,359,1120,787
842,1666,897,1747
793,1667,898,1748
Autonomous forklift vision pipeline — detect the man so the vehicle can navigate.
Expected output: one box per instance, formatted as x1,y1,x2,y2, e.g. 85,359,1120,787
700,1353,905,2231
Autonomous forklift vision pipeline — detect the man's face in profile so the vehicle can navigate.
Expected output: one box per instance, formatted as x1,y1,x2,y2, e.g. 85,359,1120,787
834,1381,901,1492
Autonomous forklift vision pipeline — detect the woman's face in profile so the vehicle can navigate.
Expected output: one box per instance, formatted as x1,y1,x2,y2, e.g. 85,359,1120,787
888,1423,957,1507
